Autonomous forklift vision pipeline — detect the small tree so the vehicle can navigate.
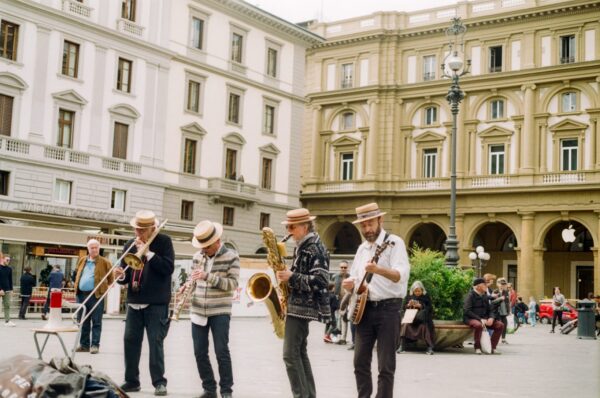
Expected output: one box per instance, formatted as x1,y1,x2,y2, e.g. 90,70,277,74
408,246,473,321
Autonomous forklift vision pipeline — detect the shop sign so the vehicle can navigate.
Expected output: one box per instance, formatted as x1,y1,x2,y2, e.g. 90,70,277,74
19,203,130,223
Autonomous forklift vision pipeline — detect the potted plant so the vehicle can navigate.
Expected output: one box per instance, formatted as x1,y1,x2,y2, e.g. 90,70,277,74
407,246,474,350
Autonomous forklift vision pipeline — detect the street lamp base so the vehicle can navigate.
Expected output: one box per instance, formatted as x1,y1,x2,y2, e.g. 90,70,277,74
445,237,460,267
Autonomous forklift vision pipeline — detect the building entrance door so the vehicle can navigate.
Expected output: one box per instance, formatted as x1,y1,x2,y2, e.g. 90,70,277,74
576,265,593,299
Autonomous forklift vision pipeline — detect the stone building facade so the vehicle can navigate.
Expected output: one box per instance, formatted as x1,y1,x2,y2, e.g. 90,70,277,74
301,0,600,300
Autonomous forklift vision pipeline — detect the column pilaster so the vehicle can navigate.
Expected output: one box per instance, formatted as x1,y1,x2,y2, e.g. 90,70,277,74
518,212,536,300
309,105,323,181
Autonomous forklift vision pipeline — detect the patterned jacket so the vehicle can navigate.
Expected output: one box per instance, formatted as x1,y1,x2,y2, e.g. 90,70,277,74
287,233,331,322
190,245,240,317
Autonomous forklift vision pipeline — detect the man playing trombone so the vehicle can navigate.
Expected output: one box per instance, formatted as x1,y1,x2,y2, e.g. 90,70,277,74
73,239,113,354
114,210,174,396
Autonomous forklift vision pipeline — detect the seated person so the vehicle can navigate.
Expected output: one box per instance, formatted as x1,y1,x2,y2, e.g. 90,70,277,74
463,278,504,354
397,281,435,355
514,297,529,324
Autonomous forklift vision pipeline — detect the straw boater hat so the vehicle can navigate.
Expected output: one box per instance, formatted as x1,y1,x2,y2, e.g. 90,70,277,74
130,210,158,229
192,220,224,249
352,202,387,224
281,208,316,225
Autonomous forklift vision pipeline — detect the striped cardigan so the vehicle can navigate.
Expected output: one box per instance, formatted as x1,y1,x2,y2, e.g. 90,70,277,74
190,245,240,317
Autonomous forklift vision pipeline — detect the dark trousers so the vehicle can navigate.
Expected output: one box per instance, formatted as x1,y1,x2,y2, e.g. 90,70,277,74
499,315,508,339
467,319,504,349
552,310,563,330
192,315,233,395
42,290,51,315
19,296,31,319
77,292,104,348
354,299,401,398
283,315,315,398
123,304,169,387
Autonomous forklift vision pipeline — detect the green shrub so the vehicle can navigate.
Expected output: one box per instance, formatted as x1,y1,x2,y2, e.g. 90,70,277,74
408,246,473,321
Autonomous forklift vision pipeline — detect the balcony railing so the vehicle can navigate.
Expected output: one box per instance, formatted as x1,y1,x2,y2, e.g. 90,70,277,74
0,136,143,177
61,0,92,18
560,56,575,64
471,175,510,188
423,72,436,81
117,18,144,37
541,172,585,184
208,178,257,196
405,179,443,190
488,65,502,73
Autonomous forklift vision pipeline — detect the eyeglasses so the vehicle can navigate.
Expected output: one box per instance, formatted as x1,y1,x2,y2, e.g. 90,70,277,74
340,267,347,270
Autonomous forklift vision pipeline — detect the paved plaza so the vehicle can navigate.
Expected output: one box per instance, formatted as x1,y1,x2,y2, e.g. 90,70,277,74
0,316,598,398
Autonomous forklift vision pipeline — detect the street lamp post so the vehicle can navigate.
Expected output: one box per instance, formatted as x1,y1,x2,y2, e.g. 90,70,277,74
468,246,491,278
442,17,470,267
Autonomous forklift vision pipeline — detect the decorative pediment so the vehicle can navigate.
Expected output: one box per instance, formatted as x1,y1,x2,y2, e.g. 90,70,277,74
52,90,87,106
181,122,206,137
478,126,514,138
549,118,588,132
413,131,446,143
331,136,361,147
0,72,28,91
222,132,246,146
108,103,140,119
259,143,280,155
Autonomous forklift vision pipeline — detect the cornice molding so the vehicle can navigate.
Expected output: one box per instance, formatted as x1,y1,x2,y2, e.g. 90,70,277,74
309,2,600,48
200,0,324,45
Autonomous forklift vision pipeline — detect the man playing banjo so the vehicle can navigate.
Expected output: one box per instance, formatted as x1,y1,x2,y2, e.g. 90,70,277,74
342,203,410,398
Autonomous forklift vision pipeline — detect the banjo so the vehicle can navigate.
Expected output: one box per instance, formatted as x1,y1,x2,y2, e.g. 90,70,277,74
347,239,395,325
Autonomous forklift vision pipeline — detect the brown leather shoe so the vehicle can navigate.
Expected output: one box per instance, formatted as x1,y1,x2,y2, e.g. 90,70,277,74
41,314,47,321
75,346,90,352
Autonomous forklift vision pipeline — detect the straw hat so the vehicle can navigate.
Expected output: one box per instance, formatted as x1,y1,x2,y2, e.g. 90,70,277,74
281,208,316,225
352,202,387,224
130,210,158,229
192,220,224,249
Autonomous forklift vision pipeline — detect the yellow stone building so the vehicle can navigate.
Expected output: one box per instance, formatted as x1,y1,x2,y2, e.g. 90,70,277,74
301,0,600,301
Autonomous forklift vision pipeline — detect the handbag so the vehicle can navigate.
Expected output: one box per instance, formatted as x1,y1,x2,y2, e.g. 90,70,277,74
480,326,492,354
414,308,426,322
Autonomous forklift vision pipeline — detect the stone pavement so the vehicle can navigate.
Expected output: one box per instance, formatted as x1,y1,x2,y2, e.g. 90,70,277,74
0,317,598,398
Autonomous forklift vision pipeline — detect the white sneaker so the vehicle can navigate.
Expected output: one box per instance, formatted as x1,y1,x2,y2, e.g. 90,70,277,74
475,349,482,355
5,321,16,327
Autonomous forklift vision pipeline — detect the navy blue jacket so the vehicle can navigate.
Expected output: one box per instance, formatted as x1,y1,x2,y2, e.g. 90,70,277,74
117,233,175,305
0,265,12,291
20,273,36,296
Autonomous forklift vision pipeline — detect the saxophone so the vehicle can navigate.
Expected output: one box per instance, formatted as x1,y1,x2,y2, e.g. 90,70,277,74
171,253,207,321
246,227,291,338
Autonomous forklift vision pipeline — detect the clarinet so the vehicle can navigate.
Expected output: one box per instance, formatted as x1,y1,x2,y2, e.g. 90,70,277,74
171,254,207,321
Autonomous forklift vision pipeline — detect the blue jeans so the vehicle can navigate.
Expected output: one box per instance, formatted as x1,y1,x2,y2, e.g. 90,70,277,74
192,315,233,395
77,292,103,348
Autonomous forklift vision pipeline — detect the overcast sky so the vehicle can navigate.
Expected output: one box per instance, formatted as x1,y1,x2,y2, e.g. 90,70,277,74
252,0,461,23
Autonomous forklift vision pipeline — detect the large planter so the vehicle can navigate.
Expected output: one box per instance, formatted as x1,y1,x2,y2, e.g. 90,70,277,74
409,320,472,351
432,320,472,350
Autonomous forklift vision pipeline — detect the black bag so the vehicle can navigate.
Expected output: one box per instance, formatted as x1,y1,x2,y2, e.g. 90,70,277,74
0,355,128,398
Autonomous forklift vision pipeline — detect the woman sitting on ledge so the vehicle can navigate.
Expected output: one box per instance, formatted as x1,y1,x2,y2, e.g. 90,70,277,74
397,280,435,355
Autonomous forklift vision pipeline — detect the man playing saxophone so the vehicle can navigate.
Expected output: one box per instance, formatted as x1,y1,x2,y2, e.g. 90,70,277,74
189,220,240,398
276,208,330,398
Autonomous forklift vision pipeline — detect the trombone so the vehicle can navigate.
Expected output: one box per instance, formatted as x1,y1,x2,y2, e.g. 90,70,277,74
72,219,168,326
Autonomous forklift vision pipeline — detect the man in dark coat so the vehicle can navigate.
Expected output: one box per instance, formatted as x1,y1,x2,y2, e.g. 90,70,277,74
19,266,36,319
276,208,330,398
464,278,504,354
114,210,174,396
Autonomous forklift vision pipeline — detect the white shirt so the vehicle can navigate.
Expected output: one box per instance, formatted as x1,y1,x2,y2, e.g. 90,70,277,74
350,229,410,301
